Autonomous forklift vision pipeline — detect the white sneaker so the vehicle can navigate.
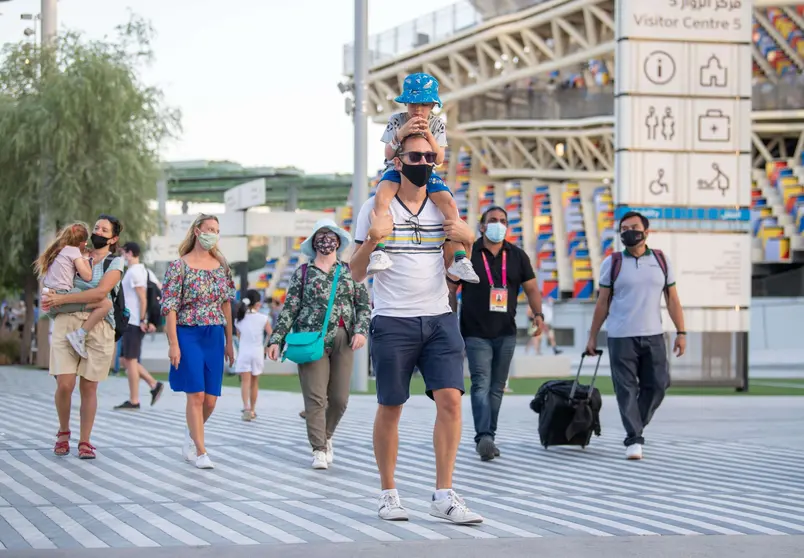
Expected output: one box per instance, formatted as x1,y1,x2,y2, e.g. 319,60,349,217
66,330,89,359
325,439,334,465
378,490,408,521
182,428,195,462
448,258,480,283
367,250,393,275
311,450,328,470
430,489,483,524
195,453,214,469
626,443,643,460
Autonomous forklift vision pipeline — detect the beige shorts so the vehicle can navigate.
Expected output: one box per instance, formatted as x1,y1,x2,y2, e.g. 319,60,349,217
49,312,116,383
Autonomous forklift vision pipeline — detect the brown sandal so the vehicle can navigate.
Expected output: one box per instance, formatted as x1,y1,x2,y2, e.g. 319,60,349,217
54,431,71,456
77,441,96,460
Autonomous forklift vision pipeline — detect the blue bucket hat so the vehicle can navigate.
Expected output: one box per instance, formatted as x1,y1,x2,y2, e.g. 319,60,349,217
394,73,442,107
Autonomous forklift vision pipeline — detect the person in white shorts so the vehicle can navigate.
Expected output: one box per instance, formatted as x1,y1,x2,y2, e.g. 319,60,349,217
233,289,272,421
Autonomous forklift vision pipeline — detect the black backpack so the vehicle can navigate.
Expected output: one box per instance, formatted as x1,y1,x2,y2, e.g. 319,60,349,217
145,269,162,326
102,255,130,341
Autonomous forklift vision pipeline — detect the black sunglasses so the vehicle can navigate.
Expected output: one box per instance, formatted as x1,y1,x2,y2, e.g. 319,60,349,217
400,151,437,164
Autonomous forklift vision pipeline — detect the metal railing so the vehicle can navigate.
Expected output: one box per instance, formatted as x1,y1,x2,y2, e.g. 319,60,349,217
342,0,547,75
455,81,804,124
457,87,615,123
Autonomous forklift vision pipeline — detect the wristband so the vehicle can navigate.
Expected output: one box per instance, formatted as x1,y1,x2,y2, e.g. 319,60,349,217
677,331,686,335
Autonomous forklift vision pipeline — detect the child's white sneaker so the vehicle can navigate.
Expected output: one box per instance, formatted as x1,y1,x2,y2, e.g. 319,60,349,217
367,250,393,275
448,258,480,283
66,329,89,359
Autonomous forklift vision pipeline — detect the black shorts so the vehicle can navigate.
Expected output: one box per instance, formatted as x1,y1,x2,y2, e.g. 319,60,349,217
121,324,144,360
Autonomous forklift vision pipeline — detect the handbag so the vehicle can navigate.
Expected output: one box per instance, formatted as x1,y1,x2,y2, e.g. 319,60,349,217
282,264,341,364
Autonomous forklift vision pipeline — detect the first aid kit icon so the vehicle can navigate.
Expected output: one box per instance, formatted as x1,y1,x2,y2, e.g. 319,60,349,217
698,109,731,142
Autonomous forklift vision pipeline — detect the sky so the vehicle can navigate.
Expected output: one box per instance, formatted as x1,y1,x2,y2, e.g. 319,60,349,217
0,0,459,175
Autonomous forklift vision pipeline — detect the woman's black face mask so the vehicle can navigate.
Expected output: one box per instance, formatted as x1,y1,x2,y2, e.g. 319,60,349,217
90,233,110,249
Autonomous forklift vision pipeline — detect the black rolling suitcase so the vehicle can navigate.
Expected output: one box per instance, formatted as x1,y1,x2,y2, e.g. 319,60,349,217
530,349,604,449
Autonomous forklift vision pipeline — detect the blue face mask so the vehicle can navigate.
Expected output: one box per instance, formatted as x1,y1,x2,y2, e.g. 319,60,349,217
484,222,507,243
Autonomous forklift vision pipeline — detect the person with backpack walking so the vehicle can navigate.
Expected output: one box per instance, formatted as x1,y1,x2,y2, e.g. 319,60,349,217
161,215,236,470
40,215,126,460
113,242,165,410
267,219,370,470
585,211,687,461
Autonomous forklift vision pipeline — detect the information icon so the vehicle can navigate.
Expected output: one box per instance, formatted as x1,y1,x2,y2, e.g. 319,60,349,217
643,51,676,86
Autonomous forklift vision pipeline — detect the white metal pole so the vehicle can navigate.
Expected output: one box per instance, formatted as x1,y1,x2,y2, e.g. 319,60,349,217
351,0,369,393
38,0,57,256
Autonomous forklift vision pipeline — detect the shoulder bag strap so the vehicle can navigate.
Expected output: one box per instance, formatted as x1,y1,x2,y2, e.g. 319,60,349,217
319,264,341,335
651,249,670,305
299,264,308,306
606,252,623,308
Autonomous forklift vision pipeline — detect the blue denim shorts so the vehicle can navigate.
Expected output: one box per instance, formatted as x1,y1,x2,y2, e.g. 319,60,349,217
380,169,451,195
370,313,465,406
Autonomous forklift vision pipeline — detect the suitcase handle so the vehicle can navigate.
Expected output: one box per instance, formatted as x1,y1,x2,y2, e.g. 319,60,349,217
569,350,603,400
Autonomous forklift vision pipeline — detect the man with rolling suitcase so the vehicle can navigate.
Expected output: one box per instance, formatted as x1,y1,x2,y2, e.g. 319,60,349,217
585,211,687,460
448,205,545,461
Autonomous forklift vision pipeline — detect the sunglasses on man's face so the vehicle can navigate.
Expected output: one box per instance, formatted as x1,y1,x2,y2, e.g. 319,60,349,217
400,151,437,164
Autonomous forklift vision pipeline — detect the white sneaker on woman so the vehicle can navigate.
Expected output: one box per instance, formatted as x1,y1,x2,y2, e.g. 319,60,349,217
195,453,214,469
325,439,334,464
312,450,328,470
182,428,196,462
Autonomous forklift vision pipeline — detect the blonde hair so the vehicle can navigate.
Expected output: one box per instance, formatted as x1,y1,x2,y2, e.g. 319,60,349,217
178,214,229,271
34,222,90,278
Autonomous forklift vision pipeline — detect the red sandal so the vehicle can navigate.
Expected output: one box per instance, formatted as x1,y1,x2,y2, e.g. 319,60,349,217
54,431,70,456
77,441,96,460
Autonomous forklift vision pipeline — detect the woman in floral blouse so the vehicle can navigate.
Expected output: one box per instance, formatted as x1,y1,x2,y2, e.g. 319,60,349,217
268,219,371,470
161,214,236,470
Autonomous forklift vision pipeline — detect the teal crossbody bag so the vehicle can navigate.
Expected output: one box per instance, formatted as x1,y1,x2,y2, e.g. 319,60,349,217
282,264,341,364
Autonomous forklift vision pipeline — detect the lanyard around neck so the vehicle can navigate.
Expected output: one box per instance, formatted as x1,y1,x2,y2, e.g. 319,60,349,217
480,250,506,288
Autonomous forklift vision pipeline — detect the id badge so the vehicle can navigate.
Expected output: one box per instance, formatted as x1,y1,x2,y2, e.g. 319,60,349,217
489,288,508,313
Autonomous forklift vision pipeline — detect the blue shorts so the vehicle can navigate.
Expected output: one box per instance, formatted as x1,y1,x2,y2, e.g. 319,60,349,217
169,325,225,397
380,169,451,195
370,313,465,406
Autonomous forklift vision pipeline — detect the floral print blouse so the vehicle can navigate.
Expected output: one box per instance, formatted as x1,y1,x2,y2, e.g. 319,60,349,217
161,259,236,326
270,262,370,351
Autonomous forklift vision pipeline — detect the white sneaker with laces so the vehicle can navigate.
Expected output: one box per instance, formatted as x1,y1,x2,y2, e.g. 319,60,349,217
195,453,214,469
626,443,643,460
66,330,89,359
312,450,328,470
325,439,334,465
448,258,480,283
430,489,484,524
367,250,393,275
182,428,196,462
378,490,408,521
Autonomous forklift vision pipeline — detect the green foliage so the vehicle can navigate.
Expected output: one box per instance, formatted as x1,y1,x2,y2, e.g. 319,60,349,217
0,15,181,283
0,14,181,362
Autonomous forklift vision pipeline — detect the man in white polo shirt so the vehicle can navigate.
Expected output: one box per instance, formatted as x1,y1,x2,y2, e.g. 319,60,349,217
352,133,483,525
586,211,686,460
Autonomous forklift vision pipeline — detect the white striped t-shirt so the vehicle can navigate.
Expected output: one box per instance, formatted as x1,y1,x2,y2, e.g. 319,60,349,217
354,196,450,318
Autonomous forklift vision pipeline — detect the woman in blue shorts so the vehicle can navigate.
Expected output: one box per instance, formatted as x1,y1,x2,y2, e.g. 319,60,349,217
162,214,236,470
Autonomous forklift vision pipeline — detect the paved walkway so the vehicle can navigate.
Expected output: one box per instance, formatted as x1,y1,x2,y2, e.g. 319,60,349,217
0,366,803,556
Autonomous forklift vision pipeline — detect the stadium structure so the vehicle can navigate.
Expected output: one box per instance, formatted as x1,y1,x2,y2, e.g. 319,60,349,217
167,1,804,305
332,0,804,305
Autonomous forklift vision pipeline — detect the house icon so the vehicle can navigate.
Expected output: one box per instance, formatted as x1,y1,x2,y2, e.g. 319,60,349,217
700,55,727,87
